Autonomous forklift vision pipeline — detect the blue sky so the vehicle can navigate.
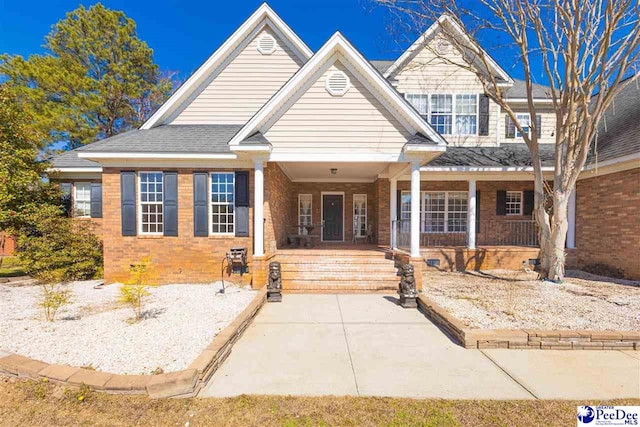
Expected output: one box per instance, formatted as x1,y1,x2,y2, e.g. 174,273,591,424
0,0,531,82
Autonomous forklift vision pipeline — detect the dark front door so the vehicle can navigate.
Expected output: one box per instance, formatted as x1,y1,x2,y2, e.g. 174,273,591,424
322,194,343,241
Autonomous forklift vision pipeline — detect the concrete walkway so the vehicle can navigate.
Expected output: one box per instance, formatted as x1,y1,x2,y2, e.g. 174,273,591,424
200,294,640,399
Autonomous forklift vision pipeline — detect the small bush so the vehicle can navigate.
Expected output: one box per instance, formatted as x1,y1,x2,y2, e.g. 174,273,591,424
119,256,157,322
39,282,73,322
17,207,103,282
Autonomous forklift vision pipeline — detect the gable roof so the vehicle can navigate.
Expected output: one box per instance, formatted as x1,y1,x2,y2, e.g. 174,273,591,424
229,32,447,148
140,3,312,130
383,14,513,86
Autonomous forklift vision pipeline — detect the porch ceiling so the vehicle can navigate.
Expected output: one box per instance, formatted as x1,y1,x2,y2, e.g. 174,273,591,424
278,162,389,182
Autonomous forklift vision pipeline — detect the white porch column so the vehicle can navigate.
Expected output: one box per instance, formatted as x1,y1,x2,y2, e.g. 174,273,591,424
410,161,421,258
567,188,576,249
467,180,477,249
390,178,398,248
253,160,264,257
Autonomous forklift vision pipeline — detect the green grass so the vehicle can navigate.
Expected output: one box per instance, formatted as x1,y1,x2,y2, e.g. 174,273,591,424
0,256,26,278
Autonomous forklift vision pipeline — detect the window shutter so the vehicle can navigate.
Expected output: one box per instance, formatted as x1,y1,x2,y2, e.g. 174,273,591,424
534,115,542,138
523,190,535,216
60,183,72,217
505,116,515,139
193,172,208,237
396,190,402,221
90,183,102,218
478,95,490,136
496,190,507,216
235,171,250,237
120,172,136,236
163,172,178,236
475,190,481,233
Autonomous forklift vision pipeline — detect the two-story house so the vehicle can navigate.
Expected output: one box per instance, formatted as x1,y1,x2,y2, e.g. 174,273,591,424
50,4,640,289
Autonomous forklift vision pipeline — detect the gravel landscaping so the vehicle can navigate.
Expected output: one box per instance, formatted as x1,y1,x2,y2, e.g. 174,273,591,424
423,270,640,331
0,280,257,375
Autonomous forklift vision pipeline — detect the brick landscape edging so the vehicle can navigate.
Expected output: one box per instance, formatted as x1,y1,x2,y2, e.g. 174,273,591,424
417,294,640,350
0,287,267,398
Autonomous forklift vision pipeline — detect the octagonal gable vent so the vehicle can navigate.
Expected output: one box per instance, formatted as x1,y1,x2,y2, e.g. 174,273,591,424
325,71,350,96
257,34,277,55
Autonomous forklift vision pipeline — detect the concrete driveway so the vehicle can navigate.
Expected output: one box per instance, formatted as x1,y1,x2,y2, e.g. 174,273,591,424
200,294,640,400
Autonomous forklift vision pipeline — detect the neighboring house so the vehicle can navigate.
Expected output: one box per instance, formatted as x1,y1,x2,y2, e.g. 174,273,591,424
49,4,640,287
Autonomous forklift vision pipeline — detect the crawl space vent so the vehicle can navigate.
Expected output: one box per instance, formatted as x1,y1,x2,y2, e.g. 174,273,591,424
325,71,350,96
257,34,277,55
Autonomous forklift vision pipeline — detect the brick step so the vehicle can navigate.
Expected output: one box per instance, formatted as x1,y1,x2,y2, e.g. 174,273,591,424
277,250,391,257
276,257,394,265
282,280,398,291
279,264,398,273
281,272,399,281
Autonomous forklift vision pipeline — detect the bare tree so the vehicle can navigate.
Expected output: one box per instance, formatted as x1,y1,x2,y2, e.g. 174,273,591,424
376,0,640,281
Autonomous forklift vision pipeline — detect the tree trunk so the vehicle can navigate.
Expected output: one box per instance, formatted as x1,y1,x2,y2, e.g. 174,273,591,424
547,192,570,282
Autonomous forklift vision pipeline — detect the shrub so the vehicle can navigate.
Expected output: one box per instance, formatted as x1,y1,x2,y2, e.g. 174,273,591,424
39,283,73,322
17,206,103,282
119,256,157,322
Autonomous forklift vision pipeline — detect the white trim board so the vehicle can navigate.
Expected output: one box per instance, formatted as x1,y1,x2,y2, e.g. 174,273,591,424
320,191,345,242
229,32,447,148
141,4,312,129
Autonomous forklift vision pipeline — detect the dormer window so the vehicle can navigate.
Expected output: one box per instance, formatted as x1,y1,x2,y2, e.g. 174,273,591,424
257,34,277,55
325,71,350,96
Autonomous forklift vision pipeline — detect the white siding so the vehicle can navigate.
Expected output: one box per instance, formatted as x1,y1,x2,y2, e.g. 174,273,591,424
264,60,413,153
391,34,499,147
171,25,304,125
498,108,557,145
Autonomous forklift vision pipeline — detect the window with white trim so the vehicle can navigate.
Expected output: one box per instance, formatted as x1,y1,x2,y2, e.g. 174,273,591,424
405,93,479,136
430,94,453,134
515,113,531,138
139,172,163,234
402,191,468,233
506,191,523,215
400,192,412,233
298,194,312,234
455,94,477,135
74,182,91,217
353,194,367,237
210,172,235,234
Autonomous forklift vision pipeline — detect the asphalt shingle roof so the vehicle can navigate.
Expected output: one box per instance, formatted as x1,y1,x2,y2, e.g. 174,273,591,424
589,78,640,164
50,150,100,169
426,143,556,167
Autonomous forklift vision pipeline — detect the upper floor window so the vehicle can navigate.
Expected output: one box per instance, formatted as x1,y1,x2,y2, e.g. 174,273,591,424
405,93,479,136
211,172,235,234
515,113,531,138
74,182,92,217
139,172,164,235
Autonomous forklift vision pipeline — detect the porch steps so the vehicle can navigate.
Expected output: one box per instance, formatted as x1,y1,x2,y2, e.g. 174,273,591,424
275,247,400,292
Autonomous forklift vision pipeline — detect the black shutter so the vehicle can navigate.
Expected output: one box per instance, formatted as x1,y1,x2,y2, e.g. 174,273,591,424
505,116,515,139
235,171,250,237
475,190,481,233
121,172,136,236
478,95,490,136
193,172,208,237
523,190,535,216
496,190,507,216
90,183,102,218
60,183,72,217
534,115,542,138
396,190,402,222
163,172,178,236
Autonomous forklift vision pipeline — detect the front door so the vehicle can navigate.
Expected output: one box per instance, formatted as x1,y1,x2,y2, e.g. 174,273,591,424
322,194,343,241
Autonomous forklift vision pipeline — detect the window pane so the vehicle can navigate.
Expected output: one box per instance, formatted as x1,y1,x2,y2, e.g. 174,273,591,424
139,172,164,234
353,195,367,237
430,95,453,134
516,114,530,138
211,172,235,234
506,191,522,215
74,183,92,217
406,94,429,117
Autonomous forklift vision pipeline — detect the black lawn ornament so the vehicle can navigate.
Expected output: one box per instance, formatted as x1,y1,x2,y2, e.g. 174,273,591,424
398,263,418,308
267,261,282,302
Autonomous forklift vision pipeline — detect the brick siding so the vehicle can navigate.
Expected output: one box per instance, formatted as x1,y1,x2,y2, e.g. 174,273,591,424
264,162,293,254
576,168,640,279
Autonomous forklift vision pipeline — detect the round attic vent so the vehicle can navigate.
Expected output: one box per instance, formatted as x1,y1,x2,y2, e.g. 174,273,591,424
257,34,277,55
325,71,350,96
435,40,452,55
